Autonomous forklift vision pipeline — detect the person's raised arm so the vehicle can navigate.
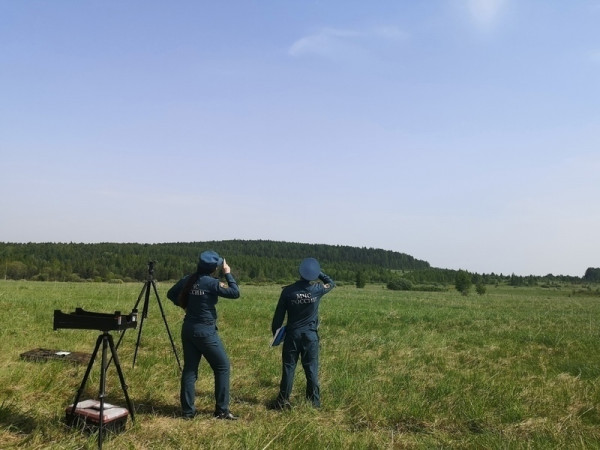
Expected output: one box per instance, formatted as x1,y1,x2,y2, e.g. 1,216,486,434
318,272,335,294
216,259,240,299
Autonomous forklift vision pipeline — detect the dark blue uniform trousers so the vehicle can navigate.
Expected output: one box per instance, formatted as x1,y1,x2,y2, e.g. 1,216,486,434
278,330,320,407
180,323,230,417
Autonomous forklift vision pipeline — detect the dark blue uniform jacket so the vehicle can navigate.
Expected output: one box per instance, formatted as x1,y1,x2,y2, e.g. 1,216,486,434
271,272,335,336
168,273,240,334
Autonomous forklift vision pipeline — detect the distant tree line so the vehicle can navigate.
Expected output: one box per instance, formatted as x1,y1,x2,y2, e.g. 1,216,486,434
0,240,429,284
0,241,593,287
387,267,589,292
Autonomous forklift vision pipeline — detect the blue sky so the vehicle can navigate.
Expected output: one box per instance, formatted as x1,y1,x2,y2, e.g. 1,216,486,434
1,0,599,276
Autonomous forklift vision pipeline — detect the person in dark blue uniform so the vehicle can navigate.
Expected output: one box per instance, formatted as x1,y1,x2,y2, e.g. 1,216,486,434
271,257,336,409
167,250,240,420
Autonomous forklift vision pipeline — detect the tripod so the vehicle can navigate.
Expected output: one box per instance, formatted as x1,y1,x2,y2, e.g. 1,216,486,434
115,261,181,370
68,331,135,449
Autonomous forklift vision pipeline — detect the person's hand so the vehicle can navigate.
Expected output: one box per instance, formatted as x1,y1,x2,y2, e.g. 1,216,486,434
222,259,231,274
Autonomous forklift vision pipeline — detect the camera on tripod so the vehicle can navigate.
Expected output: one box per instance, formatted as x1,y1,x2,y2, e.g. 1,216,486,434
114,260,181,370
147,260,156,277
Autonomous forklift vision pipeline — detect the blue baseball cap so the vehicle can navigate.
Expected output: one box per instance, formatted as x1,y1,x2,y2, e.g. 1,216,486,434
299,257,320,281
198,250,223,272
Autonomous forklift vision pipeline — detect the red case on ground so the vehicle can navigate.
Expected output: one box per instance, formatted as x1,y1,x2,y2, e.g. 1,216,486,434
65,399,129,433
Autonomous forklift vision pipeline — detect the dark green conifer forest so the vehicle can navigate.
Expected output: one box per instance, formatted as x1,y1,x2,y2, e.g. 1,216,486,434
0,240,591,287
0,240,428,284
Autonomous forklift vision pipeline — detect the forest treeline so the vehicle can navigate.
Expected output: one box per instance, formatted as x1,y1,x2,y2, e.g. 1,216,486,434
0,240,428,284
0,240,593,286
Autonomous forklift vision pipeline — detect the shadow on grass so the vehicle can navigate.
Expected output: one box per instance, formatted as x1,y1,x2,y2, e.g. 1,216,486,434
133,395,264,416
133,398,182,418
0,401,38,434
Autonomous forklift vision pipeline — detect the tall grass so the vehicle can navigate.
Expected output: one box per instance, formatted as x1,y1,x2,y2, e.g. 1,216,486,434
1,280,600,448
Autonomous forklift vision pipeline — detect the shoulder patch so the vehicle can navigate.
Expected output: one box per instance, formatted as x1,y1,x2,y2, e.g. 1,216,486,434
219,282,227,288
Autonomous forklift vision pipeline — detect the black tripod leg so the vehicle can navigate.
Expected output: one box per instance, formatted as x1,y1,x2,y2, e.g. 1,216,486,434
107,334,136,423
118,270,181,371
98,334,108,449
113,281,146,353
132,281,151,368
69,334,103,423
151,280,182,371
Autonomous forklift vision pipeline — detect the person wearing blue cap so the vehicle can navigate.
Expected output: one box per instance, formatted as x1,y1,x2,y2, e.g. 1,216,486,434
167,250,240,420
271,257,336,409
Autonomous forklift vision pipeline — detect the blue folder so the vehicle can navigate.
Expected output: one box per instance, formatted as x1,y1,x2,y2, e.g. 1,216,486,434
271,326,286,346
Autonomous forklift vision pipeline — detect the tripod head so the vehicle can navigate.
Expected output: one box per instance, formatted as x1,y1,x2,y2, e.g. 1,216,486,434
147,260,157,280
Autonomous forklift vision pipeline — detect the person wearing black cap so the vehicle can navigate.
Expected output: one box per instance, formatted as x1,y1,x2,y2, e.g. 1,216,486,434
167,250,240,420
271,257,336,409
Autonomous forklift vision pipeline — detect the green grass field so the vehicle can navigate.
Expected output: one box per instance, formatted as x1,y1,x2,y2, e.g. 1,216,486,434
1,280,599,449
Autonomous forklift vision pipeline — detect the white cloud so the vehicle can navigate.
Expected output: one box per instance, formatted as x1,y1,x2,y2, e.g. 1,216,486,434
288,26,407,59
289,28,361,57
